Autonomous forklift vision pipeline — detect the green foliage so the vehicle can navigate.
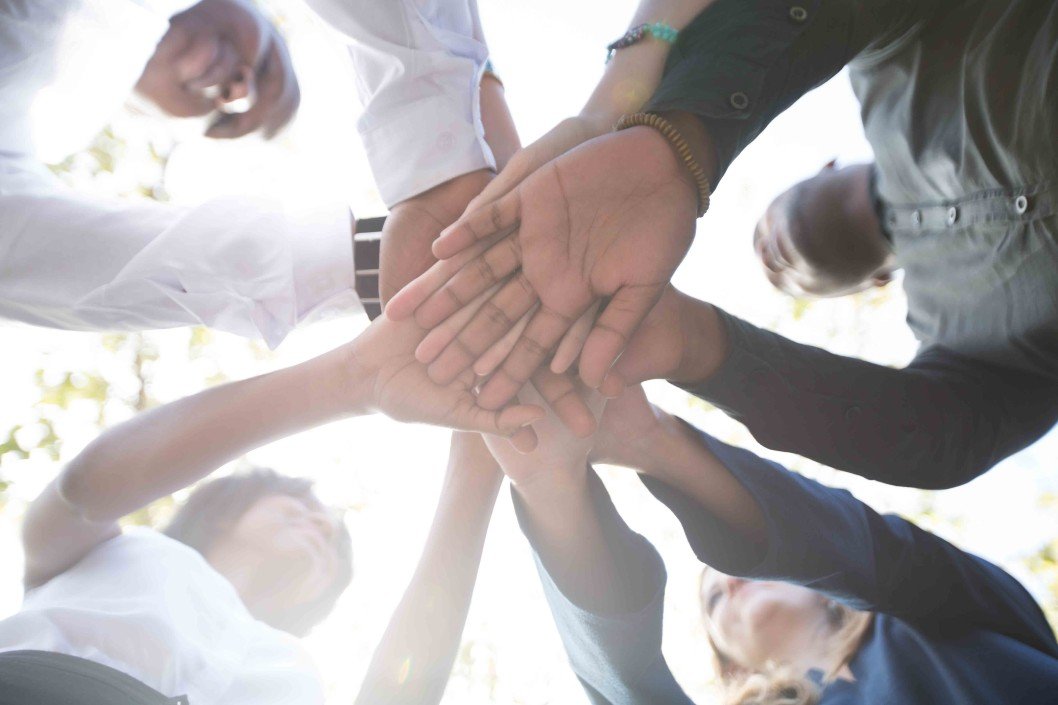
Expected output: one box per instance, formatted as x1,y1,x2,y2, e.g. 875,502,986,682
0,420,58,462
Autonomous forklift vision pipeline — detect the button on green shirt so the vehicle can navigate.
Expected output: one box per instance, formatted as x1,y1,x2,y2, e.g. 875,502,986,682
651,0,1058,378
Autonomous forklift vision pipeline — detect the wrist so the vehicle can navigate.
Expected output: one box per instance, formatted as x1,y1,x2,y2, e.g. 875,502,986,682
444,433,504,492
509,461,588,502
634,414,707,482
656,110,718,187
582,41,670,126
340,336,380,417
615,125,700,202
669,293,730,386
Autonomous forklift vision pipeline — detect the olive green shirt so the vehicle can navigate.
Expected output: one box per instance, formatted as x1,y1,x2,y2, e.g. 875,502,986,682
651,0,1058,378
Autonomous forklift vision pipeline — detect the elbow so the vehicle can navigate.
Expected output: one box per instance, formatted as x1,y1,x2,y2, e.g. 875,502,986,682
57,442,117,523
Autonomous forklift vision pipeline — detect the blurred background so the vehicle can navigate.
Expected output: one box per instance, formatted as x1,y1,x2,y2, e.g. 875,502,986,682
0,1,1055,703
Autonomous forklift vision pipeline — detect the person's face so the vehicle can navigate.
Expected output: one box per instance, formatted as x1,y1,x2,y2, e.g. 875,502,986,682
753,166,893,298
700,569,833,671
222,493,342,607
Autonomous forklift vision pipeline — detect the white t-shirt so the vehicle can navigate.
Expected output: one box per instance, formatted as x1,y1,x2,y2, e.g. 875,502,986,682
0,528,324,705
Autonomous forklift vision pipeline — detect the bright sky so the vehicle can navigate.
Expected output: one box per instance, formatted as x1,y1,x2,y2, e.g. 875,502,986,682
0,1,1055,703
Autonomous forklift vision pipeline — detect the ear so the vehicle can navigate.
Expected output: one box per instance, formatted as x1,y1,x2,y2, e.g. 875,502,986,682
871,270,894,288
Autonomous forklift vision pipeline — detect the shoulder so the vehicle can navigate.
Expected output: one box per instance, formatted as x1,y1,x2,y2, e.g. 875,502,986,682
26,527,218,597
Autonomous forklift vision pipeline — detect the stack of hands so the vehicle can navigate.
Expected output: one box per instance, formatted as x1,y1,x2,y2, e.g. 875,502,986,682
358,82,727,451
349,282,728,452
126,0,733,455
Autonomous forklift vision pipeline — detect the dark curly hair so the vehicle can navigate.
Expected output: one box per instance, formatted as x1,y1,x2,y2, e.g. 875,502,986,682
163,468,353,637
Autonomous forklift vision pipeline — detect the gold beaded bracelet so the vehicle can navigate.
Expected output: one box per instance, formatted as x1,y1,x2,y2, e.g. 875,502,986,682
615,112,711,217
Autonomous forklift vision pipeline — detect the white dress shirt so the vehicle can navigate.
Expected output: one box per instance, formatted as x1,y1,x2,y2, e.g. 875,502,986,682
305,0,495,207
0,528,324,704
0,0,359,348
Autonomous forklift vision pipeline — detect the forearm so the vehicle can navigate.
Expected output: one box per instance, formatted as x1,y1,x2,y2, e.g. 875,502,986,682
356,433,502,705
610,413,767,548
580,0,716,127
479,75,520,170
636,424,1058,653
60,344,368,522
0,188,353,346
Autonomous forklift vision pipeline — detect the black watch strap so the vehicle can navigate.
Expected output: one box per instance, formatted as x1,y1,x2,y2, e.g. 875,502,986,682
353,216,385,320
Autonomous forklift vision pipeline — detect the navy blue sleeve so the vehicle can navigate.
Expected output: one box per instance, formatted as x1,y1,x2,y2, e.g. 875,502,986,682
648,0,951,182
640,425,1058,657
512,471,696,705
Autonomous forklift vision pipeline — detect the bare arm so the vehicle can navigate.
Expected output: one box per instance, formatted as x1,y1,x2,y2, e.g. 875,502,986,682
580,0,719,127
355,433,502,704
22,344,362,589
22,316,544,589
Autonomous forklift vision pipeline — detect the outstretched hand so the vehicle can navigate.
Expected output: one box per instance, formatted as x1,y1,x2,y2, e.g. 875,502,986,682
348,314,544,451
387,126,699,412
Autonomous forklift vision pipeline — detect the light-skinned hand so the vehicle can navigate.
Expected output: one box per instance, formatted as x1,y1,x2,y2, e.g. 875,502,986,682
347,313,544,451
482,381,604,486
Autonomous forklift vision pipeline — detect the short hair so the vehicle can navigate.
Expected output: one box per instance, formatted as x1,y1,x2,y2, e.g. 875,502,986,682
163,468,353,637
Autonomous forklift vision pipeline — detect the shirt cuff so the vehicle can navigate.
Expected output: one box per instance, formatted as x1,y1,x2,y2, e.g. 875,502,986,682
359,94,496,207
289,202,358,323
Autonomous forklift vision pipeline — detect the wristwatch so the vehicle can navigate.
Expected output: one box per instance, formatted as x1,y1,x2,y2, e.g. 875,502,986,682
353,216,385,320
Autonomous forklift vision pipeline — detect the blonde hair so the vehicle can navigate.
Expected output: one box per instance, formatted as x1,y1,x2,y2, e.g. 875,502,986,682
699,569,872,705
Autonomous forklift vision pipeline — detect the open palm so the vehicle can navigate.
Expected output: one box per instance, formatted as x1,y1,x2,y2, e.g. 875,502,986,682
388,126,699,414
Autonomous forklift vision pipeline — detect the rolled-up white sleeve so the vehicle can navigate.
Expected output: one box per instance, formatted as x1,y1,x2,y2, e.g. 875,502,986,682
0,168,359,348
305,0,495,207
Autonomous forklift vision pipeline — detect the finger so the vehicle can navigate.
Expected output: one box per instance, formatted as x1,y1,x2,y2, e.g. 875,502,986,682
217,64,254,106
186,40,240,90
427,272,536,384
415,233,524,329
415,283,502,363
474,305,534,377
386,236,496,321
152,22,193,63
599,371,626,398
205,42,298,139
492,403,546,435
463,150,535,214
550,301,599,374
173,34,222,84
442,380,545,437
463,116,597,215
509,426,539,453
477,303,579,410
531,369,597,438
578,284,663,389
432,189,521,260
